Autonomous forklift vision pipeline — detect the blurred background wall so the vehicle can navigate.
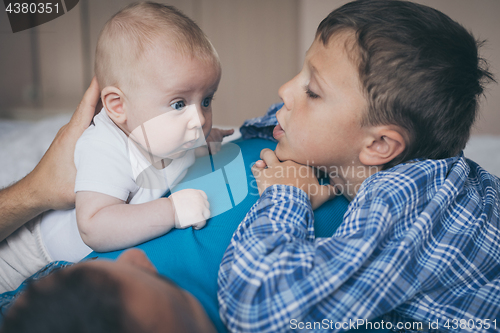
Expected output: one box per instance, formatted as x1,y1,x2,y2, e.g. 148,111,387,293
0,0,499,135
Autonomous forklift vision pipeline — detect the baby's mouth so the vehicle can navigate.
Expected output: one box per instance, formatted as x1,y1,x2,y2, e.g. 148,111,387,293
183,137,200,149
183,140,196,149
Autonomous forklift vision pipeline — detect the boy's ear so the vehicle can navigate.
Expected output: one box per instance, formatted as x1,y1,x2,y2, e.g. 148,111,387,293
359,126,406,167
101,86,127,125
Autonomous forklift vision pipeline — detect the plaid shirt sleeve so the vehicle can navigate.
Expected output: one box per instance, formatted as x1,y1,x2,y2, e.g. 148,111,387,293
218,154,500,333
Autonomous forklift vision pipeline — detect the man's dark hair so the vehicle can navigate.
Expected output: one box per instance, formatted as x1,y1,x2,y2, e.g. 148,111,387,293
1,266,144,333
317,0,495,167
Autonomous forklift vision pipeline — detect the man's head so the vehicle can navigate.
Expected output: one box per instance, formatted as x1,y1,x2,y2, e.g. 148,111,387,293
2,249,216,333
95,2,221,160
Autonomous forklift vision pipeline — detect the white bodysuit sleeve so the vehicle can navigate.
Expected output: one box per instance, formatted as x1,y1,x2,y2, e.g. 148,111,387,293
74,137,138,201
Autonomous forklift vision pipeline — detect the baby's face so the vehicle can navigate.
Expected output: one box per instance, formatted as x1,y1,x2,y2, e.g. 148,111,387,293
124,46,221,161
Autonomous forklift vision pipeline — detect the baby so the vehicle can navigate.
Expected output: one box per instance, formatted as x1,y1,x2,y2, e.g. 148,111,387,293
0,2,230,292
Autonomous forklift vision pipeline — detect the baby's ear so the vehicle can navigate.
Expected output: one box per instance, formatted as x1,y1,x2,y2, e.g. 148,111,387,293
101,86,126,125
359,126,406,167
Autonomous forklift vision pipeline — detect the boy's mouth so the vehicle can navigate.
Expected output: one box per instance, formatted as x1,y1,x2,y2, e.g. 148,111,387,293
273,123,285,140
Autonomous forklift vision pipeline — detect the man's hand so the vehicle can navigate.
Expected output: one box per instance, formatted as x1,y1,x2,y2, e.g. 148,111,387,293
0,77,101,241
251,149,337,210
195,128,234,156
25,77,101,211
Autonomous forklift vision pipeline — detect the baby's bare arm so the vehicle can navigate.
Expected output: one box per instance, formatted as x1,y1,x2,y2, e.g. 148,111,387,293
76,191,176,252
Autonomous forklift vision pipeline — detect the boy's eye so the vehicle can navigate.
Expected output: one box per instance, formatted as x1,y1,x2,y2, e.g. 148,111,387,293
171,100,186,110
305,86,320,99
202,96,213,108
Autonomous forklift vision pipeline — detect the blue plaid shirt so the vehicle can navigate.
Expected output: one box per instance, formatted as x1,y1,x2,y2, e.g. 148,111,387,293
218,104,500,332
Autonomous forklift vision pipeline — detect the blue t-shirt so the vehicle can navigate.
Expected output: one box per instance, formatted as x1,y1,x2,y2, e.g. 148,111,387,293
0,138,351,332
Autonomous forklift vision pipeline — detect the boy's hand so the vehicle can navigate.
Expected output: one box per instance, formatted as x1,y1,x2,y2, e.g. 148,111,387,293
196,128,234,156
252,149,337,210
170,189,210,229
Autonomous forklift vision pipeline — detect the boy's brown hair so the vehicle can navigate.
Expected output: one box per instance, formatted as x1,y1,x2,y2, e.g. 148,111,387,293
317,0,494,167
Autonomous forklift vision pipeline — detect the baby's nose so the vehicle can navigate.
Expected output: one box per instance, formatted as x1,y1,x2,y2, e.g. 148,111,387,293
187,104,205,129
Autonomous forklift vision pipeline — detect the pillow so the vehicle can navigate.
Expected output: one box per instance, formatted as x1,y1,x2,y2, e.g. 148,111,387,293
88,138,350,332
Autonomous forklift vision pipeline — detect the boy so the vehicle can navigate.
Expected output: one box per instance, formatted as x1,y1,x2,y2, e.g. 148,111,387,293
218,1,500,332
0,2,232,292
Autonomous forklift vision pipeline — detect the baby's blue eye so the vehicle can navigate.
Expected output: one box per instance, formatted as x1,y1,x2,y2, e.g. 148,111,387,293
202,97,212,108
171,101,186,110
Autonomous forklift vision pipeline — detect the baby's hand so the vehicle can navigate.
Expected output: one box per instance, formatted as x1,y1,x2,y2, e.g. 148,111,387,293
170,189,210,230
196,128,234,156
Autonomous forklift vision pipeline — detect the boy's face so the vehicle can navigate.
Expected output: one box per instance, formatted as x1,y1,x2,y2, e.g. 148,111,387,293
274,32,368,170
125,44,221,160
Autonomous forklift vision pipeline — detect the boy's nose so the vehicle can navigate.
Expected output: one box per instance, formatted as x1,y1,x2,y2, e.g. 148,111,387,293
278,77,295,111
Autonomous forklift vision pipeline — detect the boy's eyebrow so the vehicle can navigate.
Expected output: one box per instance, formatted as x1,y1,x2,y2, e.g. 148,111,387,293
309,63,329,94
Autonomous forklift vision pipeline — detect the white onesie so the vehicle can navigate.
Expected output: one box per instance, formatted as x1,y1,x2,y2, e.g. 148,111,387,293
0,111,194,292
40,110,195,262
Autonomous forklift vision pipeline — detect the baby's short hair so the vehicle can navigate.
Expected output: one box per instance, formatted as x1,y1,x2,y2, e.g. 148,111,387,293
317,0,495,167
95,2,219,90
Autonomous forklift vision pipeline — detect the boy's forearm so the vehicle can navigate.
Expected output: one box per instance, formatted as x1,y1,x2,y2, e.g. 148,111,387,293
78,197,175,252
0,177,46,242
218,185,315,332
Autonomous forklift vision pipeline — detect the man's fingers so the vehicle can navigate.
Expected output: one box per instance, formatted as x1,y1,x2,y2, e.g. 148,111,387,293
94,98,103,117
70,76,101,131
82,76,100,110
260,148,280,166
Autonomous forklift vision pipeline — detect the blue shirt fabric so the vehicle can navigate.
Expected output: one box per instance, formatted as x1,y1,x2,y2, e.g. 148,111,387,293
219,106,500,332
